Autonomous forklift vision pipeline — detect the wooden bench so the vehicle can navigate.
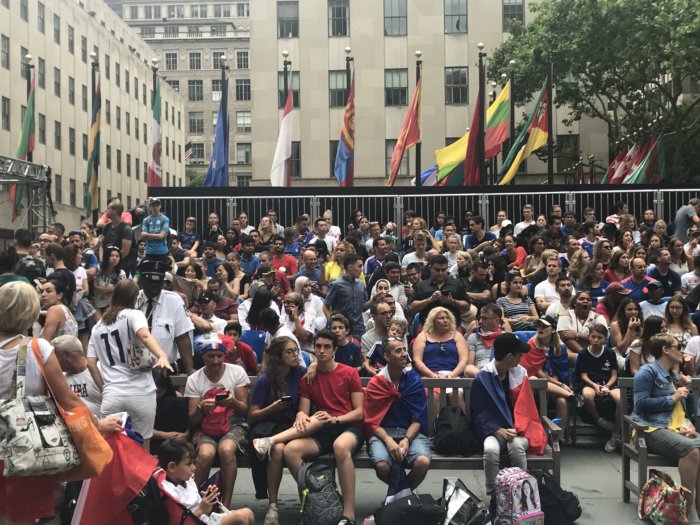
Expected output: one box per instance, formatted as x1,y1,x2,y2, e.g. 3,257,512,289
620,376,700,502
170,375,561,484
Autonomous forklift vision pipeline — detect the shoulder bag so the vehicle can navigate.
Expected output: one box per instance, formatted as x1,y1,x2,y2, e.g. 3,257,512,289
126,317,158,370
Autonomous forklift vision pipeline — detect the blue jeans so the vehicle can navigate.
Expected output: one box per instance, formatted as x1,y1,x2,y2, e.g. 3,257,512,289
367,427,431,468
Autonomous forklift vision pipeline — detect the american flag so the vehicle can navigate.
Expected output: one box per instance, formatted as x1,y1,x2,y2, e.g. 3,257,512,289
184,141,193,160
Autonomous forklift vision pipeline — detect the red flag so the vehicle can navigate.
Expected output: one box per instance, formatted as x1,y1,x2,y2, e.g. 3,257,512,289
463,87,482,186
386,78,421,186
71,433,157,525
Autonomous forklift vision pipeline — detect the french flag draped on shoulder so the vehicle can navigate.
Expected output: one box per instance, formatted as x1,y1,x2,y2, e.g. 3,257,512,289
470,361,547,455
334,72,355,187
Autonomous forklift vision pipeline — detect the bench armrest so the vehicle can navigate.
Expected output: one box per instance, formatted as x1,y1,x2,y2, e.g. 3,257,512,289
623,414,645,432
542,416,562,442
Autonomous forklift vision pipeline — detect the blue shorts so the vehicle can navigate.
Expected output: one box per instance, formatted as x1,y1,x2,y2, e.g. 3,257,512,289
368,427,432,468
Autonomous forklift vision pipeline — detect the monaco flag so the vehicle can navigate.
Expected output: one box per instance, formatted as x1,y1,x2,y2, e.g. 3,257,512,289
270,86,294,187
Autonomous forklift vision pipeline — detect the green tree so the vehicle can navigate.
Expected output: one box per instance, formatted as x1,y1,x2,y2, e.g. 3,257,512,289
490,0,700,182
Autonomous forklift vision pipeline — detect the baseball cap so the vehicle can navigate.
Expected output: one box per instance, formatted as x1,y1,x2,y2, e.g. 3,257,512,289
197,291,216,303
164,272,173,283
536,315,558,328
646,280,663,289
260,265,275,276
605,282,631,295
493,333,530,355
688,227,700,237
149,197,162,206
501,220,513,227
195,333,234,355
139,260,169,279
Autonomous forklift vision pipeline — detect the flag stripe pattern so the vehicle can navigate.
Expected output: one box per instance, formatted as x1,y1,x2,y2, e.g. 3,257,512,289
85,75,101,216
184,141,193,160
334,73,355,187
147,78,162,187
270,86,294,187
386,78,421,187
463,87,483,186
11,74,36,220
203,77,229,187
485,80,511,158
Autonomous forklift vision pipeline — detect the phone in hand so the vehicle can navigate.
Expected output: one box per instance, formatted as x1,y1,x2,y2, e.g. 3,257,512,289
215,393,228,405
441,290,450,296
280,395,293,404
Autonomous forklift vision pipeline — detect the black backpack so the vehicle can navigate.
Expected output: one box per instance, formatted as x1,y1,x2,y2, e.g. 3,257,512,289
297,462,343,525
432,406,478,456
529,469,582,524
374,493,446,525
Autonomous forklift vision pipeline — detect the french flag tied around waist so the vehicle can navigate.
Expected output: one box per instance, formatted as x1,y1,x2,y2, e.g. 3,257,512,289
470,362,547,455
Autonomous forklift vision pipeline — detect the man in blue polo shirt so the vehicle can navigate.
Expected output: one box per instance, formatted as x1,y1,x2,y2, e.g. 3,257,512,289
239,234,260,275
620,257,655,302
324,255,366,340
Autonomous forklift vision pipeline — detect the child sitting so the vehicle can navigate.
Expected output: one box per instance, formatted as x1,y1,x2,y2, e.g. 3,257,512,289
331,314,363,372
576,323,622,453
155,438,254,525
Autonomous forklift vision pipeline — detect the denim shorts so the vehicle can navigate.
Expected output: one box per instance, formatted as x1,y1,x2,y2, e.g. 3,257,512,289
368,427,432,468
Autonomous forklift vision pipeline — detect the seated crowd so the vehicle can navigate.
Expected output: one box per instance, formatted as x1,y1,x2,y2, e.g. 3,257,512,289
2,196,700,525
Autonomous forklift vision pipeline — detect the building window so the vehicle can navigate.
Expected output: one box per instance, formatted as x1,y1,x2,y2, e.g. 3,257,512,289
192,4,208,17
214,3,231,17
189,111,204,133
1,97,8,130
212,111,218,127
236,143,252,164
168,5,185,18
384,0,407,36
143,83,147,105
135,117,139,140
1,35,8,69
68,77,75,105
115,62,120,87
277,1,299,38
140,26,155,38
328,70,348,107
116,106,121,130
127,196,131,209
20,0,27,21
126,153,131,177
236,110,251,132
38,57,45,88
53,67,61,97
143,122,147,143
386,139,408,177
211,25,227,37
144,5,153,18
81,36,87,63
236,51,249,69
557,134,580,172
105,100,111,124
187,25,202,37
38,2,45,33
125,70,130,93
129,6,138,19
291,141,301,178
54,121,61,150
235,79,251,101
445,0,467,33
328,0,349,37
69,179,76,207
20,47,28,79
38,113,45,144
135,158,140,180
134,77,138,99
212,51,225,70
105,145,111,168
54,174,62,204
68,127,75,156
104,54,110,79
165,52,177,71
445,67,468,104
191,143,205,160
277,72,300,108
384,69,408,106
81,84,88,111
237,2,250,17
503,0,524,30
237,174,251,187
329,140,339,178
212,79,222,101
188,80,203,101
189,52,201,70
116,149,122,173
125,111,130,135
54,15,61,45
168,79,180,91
164,26,179,38
178,111,181,129
82,133,88,160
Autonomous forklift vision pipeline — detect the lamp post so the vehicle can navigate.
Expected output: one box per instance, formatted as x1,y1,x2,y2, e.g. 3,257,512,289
508,60,516,154
89,51,99,222
344,46,353,103
490,80,497,183
415,50,422,187
282,50,291,104
24,54,34,162
151,57,159,108
547,55,554,185
477,43,487,186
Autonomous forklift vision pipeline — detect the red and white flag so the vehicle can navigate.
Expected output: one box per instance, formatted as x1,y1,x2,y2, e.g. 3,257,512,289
270,86,294,187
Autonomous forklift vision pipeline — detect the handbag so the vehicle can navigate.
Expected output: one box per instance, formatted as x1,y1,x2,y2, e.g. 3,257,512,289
639,469,691,525
0,337,80,477
126,318,158,370
441,477,491,525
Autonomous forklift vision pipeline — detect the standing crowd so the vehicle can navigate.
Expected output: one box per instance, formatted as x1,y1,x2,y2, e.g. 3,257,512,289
2,195,700,524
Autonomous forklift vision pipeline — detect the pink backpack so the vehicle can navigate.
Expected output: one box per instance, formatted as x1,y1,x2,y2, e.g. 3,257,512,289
200,387,233,438
494,467,544,525
639,469,690,525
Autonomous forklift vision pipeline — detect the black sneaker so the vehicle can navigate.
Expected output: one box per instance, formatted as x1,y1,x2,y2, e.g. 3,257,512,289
337,518,356,525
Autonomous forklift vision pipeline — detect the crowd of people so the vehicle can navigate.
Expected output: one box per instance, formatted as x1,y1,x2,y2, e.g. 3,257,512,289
2,195,700,524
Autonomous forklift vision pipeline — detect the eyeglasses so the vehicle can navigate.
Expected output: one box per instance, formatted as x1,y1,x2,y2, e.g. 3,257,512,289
284,347,299,355
479,316,498,321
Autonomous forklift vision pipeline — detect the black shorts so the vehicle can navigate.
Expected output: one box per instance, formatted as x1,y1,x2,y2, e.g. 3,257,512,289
311,424,364,456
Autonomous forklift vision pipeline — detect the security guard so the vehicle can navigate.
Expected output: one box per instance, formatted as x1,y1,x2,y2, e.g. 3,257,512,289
137,260,195,374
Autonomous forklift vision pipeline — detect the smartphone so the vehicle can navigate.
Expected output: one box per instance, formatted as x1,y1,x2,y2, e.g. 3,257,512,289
280,395,292,404
441,290,450,296
215,393,228,405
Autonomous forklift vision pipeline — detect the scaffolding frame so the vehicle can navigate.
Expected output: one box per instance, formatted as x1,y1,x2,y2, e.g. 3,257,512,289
0,155,55,236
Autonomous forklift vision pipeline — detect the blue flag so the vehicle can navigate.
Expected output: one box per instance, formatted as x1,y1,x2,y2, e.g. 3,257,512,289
204,77,229,187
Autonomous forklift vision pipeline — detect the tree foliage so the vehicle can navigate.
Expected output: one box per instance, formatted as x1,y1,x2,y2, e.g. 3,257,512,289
490,0,700,182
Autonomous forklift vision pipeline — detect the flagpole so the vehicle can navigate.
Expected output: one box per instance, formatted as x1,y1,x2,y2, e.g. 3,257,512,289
282,50,291,186
345,47,353,103
221,54,229,186
414,50,422,187
547,55,554,184
507,60,516,185
490,83,498,184
90,52,99,223
24,54,34,162
477,43,486,186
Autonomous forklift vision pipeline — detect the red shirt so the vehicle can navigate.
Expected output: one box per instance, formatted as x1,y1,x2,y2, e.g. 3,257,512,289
520,339,548,378
272,254,298,276
224,341,259,375
299,363,363,417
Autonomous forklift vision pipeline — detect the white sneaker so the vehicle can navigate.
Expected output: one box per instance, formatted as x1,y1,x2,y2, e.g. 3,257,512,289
263,502,279,525
597,417,615,432
605,433,622,453
253,437,273,460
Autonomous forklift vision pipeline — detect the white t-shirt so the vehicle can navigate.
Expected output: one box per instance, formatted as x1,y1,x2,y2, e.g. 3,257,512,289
514,220,535,236
65,367,102,415
556,309,608,336
683,335,700,368
401,251,427,269
681,271,700,293
534,280,560,303
0,336,52,399
87,309,156,397
641,301,668,320
184,363,250,398
237,299,282,331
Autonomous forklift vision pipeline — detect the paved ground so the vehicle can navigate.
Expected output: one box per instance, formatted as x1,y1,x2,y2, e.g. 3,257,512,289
46,445,700,524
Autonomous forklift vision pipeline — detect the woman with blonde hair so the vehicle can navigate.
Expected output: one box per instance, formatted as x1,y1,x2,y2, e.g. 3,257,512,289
412,307,468,380
258,216,276,247
325,241,365,283
567,249,591,287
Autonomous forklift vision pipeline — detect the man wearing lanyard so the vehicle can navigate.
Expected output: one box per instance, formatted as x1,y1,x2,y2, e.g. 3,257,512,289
136,260,195,374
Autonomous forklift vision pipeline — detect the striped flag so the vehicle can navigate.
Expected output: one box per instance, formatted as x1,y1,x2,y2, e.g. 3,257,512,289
147,76,162,187
485,80,511,158
85,75,101,217
387,77,421,186
622,135,665,184
184,141,193,160
270,85,294,187
334,73,355,187
11,74,36,220
463,87,482,186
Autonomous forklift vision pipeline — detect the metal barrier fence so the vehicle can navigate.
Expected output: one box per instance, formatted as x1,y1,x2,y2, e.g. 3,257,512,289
150,186,697,237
